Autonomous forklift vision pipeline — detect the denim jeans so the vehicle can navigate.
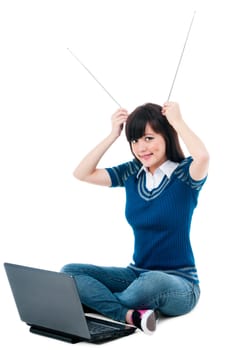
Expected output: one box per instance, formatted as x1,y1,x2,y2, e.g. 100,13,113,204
61,263,200,323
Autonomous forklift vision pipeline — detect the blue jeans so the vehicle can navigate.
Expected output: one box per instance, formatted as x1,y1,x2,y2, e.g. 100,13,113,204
61,263,200,323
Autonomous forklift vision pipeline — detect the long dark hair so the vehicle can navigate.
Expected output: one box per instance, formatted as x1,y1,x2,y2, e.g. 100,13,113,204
125,103,185,162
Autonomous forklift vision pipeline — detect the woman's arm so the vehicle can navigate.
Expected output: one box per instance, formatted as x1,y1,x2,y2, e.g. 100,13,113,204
162,102,210,180
73,108,128,186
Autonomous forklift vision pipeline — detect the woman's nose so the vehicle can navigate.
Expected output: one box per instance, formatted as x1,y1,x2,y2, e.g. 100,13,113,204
136,139,147,152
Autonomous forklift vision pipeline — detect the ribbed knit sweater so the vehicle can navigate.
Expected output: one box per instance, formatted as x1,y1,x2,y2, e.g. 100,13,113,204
106,157,207,283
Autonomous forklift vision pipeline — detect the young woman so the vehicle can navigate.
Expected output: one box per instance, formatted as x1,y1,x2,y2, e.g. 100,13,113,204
61,102,209,335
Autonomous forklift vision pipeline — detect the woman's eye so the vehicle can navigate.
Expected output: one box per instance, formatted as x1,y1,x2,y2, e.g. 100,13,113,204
145,136,154,142
131,139,138,144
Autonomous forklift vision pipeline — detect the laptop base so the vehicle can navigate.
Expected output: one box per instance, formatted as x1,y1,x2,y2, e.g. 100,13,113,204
29,325,83,343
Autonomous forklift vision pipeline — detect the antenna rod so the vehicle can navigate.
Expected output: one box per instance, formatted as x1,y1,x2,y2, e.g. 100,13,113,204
167,11,196,101
67,48,121,107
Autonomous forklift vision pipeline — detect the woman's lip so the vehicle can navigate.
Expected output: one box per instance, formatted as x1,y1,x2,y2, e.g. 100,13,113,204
140,154,153,160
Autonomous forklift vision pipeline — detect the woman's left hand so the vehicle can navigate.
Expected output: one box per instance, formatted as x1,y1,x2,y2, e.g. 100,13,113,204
161,101,183,126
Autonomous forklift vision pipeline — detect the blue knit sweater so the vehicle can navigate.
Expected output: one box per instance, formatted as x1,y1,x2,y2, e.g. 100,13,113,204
106,157,207,283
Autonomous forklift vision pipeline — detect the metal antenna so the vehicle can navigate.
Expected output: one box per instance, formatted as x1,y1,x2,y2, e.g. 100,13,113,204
67,48,121,107
167,11,196,101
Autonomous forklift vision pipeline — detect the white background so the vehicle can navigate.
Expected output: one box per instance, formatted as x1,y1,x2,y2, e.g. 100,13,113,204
0,0,231,348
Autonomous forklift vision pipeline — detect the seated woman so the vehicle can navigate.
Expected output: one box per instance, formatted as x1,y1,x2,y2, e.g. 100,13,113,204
61,101,209,335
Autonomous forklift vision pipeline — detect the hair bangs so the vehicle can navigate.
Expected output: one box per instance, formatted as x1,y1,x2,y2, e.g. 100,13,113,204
126,108,146,142
126,105,159,142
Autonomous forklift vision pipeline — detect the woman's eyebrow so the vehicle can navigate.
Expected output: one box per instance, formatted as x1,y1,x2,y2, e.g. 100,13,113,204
144,132,155,136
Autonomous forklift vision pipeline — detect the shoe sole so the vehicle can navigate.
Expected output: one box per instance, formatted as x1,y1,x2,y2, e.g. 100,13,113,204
141,310,156,335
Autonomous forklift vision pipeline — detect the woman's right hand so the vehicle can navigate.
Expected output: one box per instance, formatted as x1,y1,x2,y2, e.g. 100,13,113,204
110,108,129,138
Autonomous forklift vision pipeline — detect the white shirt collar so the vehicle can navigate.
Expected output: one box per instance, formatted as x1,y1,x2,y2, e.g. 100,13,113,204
159,160,179,178
137,160,179,190
137,160,179,179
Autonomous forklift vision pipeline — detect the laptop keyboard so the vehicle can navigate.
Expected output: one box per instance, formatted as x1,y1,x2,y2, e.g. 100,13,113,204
87,320,120,335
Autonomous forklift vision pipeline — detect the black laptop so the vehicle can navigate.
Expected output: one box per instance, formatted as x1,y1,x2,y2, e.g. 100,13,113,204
4,262,135,344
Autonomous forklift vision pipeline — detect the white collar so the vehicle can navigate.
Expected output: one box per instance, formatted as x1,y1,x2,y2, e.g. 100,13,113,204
137,160,179,179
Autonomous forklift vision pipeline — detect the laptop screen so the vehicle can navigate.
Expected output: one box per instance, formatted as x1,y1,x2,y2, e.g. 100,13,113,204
4,263,91,339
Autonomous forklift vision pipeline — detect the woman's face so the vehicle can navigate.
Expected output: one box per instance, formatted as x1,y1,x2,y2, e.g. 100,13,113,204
131,123,167,174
